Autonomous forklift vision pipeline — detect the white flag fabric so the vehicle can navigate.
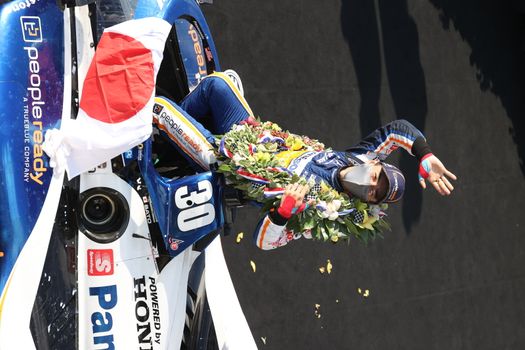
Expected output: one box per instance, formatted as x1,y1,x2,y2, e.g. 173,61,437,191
43,17,172,178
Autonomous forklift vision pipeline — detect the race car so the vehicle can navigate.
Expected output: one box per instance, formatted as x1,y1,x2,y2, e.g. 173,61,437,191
0,0,255,349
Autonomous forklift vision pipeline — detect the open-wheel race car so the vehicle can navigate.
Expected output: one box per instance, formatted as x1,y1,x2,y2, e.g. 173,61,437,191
0,0,255,349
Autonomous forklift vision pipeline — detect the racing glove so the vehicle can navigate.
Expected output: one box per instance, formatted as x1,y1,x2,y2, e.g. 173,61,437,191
277,195,307,219
418,153,434,182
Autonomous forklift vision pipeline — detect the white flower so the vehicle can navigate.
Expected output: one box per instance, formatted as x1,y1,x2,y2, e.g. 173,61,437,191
317,200,342,220
232,154,244,165
330,200,342,211
369,205,381,218
328,212,339,221
316,201,327,212
302,230,313,239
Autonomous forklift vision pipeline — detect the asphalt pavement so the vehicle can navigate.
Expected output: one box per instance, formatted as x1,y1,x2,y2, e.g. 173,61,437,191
204,1,525,349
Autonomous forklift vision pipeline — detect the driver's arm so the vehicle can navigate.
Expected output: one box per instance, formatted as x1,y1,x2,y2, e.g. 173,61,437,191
346,119,432,162
253,183,309,250
347,119,457,195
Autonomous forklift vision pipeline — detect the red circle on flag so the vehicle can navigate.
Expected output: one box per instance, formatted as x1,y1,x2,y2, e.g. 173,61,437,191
80,32,154,124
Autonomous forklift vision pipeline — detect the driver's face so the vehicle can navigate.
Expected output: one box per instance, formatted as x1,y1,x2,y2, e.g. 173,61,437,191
366,162,388,204
339,161,390,204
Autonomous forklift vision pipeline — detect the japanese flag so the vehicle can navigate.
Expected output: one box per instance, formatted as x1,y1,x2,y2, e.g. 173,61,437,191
43,17,172,178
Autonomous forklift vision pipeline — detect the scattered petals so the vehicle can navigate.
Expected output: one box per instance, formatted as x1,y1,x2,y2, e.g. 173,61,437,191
314,304,321,318
319,259,332,275
326,259,333,274
250,260,256,273
357,288,370,298
336,299,339,303
236,232,244,243
261,337,267,345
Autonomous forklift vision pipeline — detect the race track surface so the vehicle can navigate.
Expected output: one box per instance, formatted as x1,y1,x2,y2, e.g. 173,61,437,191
204,1,525,349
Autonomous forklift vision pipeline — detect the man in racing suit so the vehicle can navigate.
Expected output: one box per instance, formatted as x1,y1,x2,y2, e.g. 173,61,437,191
153,72,457,250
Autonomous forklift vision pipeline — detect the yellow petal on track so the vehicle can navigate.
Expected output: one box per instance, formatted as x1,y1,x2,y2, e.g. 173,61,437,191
250,260,256,272
326,259,333,274
236,232,244,243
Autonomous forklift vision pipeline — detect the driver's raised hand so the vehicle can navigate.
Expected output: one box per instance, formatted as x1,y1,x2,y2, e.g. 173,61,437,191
418,153,457,196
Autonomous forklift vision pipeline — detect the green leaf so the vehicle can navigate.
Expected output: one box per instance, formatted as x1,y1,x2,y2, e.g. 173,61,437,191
325,221,338,236
218,163,232,172
311,225,321,240
261,198,279,213
376,218,391,232
286,215,301,233
302,215,316,230
355,199,367,211
320,225,329,241
334,221,348,238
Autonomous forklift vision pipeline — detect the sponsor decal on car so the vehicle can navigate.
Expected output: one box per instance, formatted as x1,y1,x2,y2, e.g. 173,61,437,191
87,249,114,276
168,237,184,251
174,179,215,232
187,25,206,79
89,285,118,349
142,195,156,225
20,16,48,185
20,16,42,42
134,276,162,348
5,0,41,14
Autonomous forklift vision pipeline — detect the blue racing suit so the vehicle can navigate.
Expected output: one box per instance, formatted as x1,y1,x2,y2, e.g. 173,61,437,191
253,119,432,250
153,72,432,250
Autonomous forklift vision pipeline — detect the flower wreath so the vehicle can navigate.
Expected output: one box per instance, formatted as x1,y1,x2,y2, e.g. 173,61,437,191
216,121,390,244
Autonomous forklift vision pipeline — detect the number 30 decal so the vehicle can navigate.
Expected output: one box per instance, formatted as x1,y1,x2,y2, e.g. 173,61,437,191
174,180,216,232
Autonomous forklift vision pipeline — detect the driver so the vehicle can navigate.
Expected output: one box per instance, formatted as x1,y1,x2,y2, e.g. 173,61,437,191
153,72,457,250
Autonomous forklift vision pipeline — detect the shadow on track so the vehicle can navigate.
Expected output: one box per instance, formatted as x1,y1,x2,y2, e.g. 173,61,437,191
340,0,428,233
428,0,525,176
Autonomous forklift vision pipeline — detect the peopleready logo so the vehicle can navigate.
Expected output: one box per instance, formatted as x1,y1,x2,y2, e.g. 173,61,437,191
20,16,42,42
21,16,48,185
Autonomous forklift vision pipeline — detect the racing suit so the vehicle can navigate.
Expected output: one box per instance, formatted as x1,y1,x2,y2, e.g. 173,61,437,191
153,72,432,250
253,119,432,250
